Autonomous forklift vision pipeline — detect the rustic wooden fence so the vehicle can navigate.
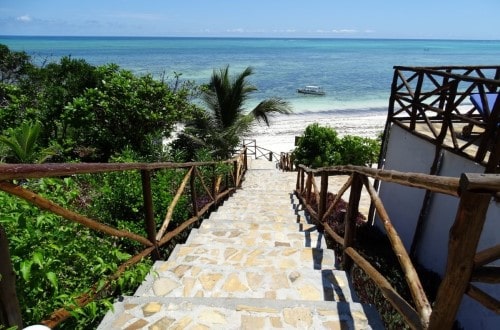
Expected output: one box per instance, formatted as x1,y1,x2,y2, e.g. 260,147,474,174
384,65,500,172
293,163,500,329
0,149,247,329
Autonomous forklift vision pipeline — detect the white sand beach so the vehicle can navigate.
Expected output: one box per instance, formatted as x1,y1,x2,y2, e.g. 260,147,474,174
246,110,388,154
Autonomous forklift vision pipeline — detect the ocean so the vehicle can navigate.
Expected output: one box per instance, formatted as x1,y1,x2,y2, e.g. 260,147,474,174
2,36,499,151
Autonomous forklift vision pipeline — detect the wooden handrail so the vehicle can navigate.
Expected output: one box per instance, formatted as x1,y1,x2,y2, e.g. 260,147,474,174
296,163,500,329
0,147,249,328
0,159,238,181
298,164,460,196
156,167,194,240
345,247,423,330
362,176,432,326
0,181,154,247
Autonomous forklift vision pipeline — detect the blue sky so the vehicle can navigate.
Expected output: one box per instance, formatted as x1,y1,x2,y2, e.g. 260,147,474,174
1,0,499,39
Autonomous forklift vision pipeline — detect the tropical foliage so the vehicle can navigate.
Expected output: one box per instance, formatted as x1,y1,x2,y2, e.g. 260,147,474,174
0,121,59,163
0,178,152,329
0,44,203,328
0,44,33,84
64,64,196,161
0,45,196,162
174,66,291,160
293,123,380,167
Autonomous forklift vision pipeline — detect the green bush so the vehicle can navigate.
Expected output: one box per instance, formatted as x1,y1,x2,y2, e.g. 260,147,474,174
339,135,380,166
293,123,380,168
293,123,341,168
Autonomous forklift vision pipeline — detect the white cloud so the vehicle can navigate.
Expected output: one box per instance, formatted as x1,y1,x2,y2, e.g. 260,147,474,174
106,12,163,21
16,15,32,22
226,28,245,33
273,29,297,33
331,29,357,34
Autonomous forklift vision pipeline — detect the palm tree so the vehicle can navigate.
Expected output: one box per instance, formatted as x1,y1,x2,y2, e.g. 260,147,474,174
0,121,58,163
180,66,291,159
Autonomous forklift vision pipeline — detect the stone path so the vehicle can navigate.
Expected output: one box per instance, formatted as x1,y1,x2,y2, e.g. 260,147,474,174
98,159,382,329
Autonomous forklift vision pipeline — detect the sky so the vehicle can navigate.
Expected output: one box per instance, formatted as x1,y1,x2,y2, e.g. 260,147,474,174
1,0,500,40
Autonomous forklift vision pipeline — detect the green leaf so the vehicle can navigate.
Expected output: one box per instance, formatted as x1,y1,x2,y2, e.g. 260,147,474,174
20,260,32,281
46,271,58,291
32,251,44,268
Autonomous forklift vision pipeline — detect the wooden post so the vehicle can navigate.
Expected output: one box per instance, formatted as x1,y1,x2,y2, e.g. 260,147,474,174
305,172,313,203
233,160,238,188
0,225,23,329
211,164,217,203
244,147,248,171
317,171,328,232
141,170,161,260
342,173,363,271
410,71,424,131
428,174,492,329
300,168,305,193
296,167,301,191
190,166,198,215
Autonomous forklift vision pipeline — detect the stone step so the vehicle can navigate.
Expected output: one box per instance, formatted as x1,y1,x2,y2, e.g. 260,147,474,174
221,195,296,206
236,183,295,189
199,219,318,233
204,209,310,224
221,199,299,209
166,243,337,270
135,261,353,303
98,296,382,330
208,209,308,224
219,198,304,212
186,226,327,249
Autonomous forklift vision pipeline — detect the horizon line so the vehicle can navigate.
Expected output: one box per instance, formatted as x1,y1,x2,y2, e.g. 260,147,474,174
1,34,500,42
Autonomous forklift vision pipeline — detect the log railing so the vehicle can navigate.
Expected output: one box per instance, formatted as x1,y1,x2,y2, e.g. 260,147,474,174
385,65,500,171
295,164,500,329
0,148,248,329
279,152,295,171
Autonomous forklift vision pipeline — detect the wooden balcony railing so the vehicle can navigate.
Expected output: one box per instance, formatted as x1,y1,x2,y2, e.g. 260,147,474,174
294,164,500,329
385,65,500,172
0,149,247,329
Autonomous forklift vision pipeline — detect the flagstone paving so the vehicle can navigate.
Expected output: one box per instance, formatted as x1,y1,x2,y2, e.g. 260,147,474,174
98,158,382,329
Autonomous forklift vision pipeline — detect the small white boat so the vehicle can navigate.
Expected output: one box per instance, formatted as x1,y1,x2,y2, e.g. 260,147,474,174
297,85,325,95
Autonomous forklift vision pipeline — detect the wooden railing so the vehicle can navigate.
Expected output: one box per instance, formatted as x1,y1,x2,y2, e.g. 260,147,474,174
0,149,248,329
295,164,500,329
385,65,500,172
279,152,295,171
243,139,281,163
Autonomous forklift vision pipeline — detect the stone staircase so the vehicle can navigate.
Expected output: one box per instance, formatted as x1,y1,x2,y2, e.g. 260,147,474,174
98,159,382,329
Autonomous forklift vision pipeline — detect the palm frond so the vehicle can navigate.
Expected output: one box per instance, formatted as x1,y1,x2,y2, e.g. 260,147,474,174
0,121,56,163
250,98,292,126
204,66,258,130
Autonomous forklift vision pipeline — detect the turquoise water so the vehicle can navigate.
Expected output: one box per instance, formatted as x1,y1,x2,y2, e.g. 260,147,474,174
2,36,500,114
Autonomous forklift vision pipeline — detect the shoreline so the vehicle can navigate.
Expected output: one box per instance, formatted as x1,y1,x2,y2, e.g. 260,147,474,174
246,110,387,154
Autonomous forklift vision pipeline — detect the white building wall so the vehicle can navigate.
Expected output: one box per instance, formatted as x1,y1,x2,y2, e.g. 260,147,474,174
377,125,435,251
379,125,500,329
